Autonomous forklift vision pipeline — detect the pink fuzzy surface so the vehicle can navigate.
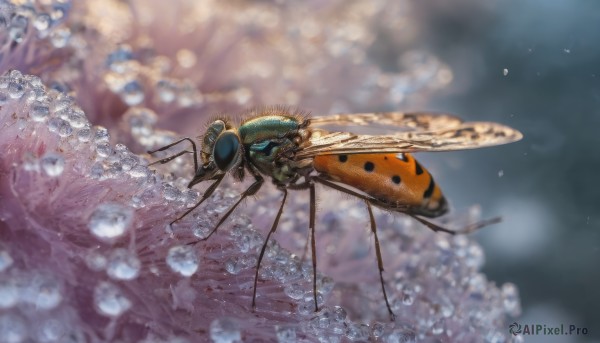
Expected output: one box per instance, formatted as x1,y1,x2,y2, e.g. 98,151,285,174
0,1,520,342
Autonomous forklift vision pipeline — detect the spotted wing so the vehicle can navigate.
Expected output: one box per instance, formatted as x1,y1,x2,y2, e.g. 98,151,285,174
297,121,523,158
309,112,464,133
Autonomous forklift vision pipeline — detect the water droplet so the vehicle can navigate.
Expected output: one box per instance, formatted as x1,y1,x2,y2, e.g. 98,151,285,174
0,313,27,343
210,318,241,343
106,45,133,72
36,319,65,343
402,293,414,306
503,68,508,76
371,322,385,338
283,282,304,300
431,320,444,335
225,257,242,275
96,142,112,158
57,120,73,137
33,13,51,32
66,111,87,128
0,279,19,308
275,325,296,343
121,80,144,106
77,127,92,142
166,245,199,277
0,249,13,272
94,126,110,142
106,248,141,280
50,28,70,48
9,14,28,43
163,184,181,201
24,274,62,310
384,329,416,343
346,323,370,341
40,153,65,177
94,281,131,317
498,170,504,178
156,79,177,103
30,101,50,121
89,162,104,179
7,80,25,99
88,203,133,241
85,250,107,271
501,283,521,316
333,306,347,322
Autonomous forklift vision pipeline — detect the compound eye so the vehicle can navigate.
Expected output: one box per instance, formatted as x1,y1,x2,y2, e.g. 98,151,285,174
213,131,240,170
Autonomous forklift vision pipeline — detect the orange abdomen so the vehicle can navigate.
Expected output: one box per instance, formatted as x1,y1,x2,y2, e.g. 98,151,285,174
313,153,447,217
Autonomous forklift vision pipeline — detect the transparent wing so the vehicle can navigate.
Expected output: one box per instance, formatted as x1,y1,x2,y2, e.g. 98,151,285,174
308,112,464,133
297,121,523,158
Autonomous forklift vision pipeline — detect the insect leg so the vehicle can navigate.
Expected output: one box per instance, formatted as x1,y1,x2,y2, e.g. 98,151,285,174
149,150,194,166
252,188,288,310
407,214,501,235
199,176,264,242
309,182,318,312
365,200,396,321
147,137,199,172
173,174,225,226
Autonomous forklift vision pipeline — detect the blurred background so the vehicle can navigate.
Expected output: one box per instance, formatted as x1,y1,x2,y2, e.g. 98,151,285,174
404,0,599,341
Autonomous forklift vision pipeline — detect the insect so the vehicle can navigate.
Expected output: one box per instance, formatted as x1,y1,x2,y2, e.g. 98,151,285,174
148,107,522,320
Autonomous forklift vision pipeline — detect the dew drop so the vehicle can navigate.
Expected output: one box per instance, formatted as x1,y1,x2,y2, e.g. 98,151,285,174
33,13,51,31
0,249,13,272
7,80,25,99
0,279,19,309
76,127,91,142
30,101,50,121
402,293,414,306
57,120,73,137
88,203,133,241
40,153,65,177
225,257,242,275
23,274,62,310
283,283,304,300
210,318,241,343
50,28,71,48
431,320,444,335
121,80,144,106
94,126,110,142
371,322,385,338
501,283,521,316
85,250,107,271
166,245,199,277
498,169,504,178
94,281,131,317
346,323,370,341
36,319,65,343
333,306,347,322
96,142,112,158
0,314,27,343
106,248,141,280
275,325,296,343
503,68,509,76
156,79,177,103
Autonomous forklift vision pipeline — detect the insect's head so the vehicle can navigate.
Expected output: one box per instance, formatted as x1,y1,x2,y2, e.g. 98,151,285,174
188,119,244,188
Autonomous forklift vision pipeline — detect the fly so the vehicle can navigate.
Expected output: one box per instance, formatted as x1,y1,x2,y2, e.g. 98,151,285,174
148,107,523,321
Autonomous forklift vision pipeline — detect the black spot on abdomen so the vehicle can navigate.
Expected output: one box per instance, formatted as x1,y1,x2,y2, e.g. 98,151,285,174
338,155,348,162
415,161,424,175
364,161,375,172
423,177,435,198
392,175,401,184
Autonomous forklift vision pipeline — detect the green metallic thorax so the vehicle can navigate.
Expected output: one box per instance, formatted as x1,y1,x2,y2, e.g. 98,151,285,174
238,115,303,184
